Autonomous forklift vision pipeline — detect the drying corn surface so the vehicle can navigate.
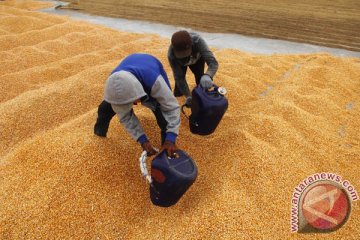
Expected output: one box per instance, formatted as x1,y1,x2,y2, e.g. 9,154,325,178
0,1,359,239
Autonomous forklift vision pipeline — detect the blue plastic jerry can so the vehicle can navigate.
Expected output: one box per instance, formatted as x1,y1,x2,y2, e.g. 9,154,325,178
150,149,197,207
189,85,228,135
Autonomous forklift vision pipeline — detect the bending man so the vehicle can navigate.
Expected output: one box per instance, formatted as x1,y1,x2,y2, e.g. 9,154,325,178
94,53,180,156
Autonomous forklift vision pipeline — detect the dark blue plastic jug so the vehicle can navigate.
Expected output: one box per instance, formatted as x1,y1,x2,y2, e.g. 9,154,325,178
150,149,197,207
186,85,228,135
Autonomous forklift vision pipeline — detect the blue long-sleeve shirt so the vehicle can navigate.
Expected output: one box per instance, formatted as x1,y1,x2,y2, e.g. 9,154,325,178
104,54,180,144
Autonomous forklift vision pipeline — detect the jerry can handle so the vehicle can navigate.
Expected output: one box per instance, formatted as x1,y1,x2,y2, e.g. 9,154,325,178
181,104,189,118
139,148,159,184
181,104,199,127
139,150,152,184
157,148,187,160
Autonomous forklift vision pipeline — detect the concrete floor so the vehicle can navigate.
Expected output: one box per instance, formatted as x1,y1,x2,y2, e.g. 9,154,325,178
40,1,360,57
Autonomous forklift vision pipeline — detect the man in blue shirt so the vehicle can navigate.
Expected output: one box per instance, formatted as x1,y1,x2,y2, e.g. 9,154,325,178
94,53,180,156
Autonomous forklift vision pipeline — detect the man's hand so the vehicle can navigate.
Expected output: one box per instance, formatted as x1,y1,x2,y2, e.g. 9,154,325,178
161,140,178,158
185,96,192,108
141,141,157,157
200,74,213,89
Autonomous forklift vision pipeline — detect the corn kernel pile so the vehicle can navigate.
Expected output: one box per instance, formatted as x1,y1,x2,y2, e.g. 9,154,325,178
0,1,359,239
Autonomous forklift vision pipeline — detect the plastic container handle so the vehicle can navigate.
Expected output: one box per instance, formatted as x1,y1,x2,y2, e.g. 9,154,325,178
180,104,199,127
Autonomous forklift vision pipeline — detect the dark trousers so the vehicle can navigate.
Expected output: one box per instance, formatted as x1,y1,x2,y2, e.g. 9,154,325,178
174,57,205,95
94,100,167,144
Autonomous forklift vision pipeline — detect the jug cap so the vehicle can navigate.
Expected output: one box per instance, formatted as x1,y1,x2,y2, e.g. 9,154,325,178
218,87,227,95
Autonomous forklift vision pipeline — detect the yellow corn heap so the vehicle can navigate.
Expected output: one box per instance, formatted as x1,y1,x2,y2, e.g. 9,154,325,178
0,1,359,239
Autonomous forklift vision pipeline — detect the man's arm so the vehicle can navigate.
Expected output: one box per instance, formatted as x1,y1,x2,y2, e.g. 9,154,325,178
196,36,219,77
111,103,148,145
150,75,181,143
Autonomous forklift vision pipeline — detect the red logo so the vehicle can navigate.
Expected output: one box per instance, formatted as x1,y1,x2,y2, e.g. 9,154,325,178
301,183,350,231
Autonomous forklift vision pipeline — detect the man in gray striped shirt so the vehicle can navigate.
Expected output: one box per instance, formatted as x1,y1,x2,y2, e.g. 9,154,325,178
168,30,219,107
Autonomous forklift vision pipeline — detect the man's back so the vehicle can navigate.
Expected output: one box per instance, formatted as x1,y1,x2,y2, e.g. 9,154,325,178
111,53,170,92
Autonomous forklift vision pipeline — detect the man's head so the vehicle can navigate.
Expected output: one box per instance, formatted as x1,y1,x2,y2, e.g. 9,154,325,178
171,30,192,59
